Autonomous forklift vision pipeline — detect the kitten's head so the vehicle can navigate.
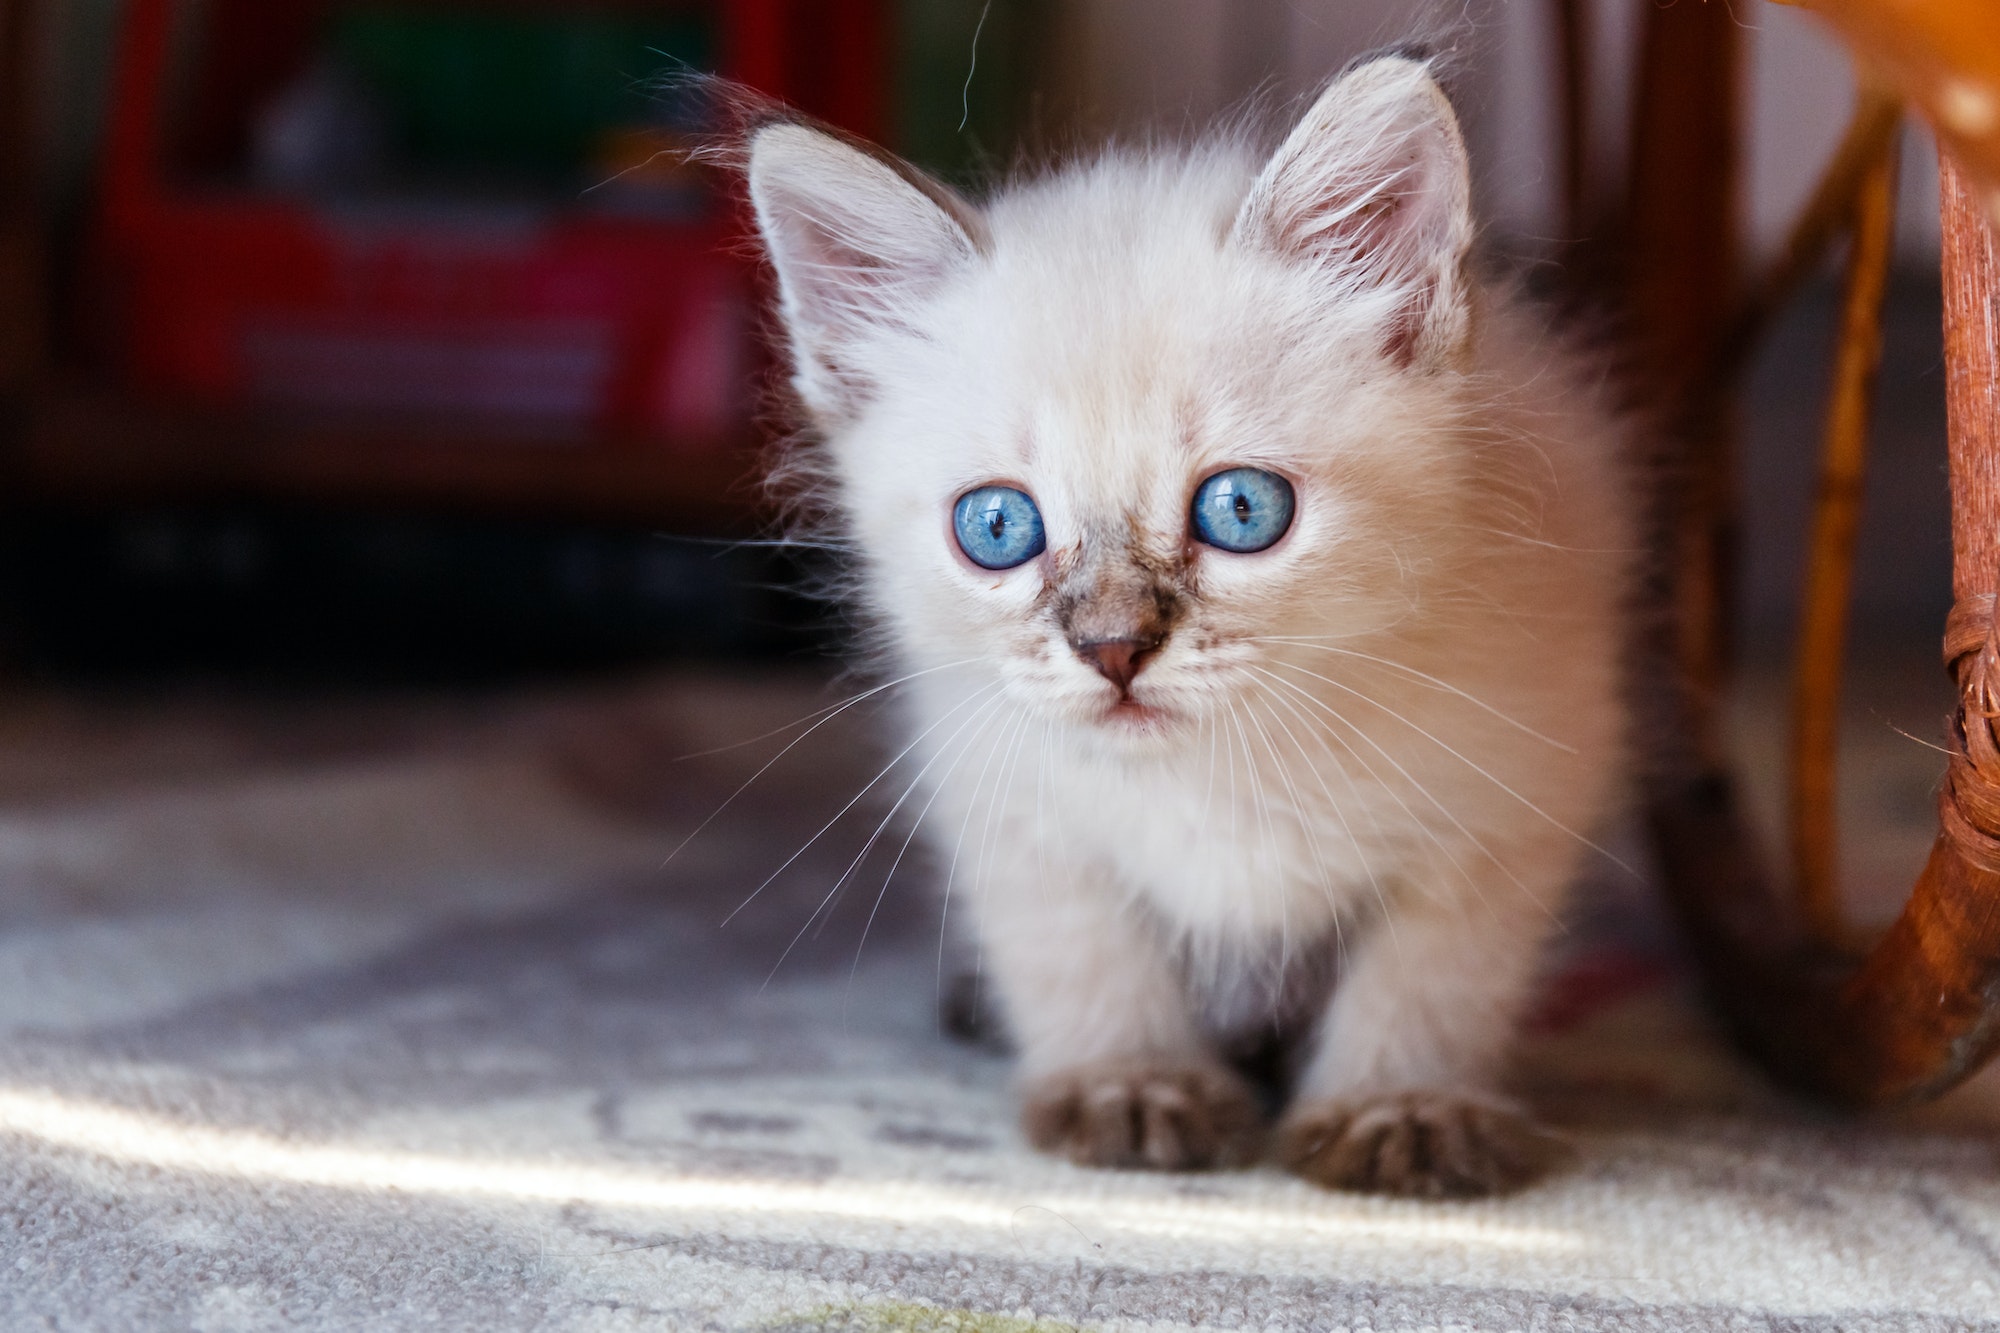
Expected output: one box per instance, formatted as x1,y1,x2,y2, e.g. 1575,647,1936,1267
746,55,1480,746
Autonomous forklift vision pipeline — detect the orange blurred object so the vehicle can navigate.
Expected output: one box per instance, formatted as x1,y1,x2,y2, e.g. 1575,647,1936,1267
1775,0,2000,223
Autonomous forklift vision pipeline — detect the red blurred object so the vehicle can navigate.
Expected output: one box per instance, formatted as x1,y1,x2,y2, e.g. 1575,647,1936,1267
79,0,884,522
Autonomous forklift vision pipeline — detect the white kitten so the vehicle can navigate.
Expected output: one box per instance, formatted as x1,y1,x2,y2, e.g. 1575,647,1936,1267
743,54,1631,1198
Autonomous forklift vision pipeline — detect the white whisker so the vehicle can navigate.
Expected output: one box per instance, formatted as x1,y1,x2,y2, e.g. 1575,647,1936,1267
849,688,1011,1001
1251,665,1567,931
1240,690,1344,955
664,658,981,868
764,681,1005,990
968,702,1039,1003
672,658,978,763
1247,662,1486,899
723,679,998,930
1265,657,1631,875
1224,700,1288,972
1248,639,1576,754
935,698,1023,1019
1247,673,1401,957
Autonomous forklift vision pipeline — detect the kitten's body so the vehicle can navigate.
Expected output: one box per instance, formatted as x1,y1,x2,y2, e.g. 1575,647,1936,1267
746,56,1632,1196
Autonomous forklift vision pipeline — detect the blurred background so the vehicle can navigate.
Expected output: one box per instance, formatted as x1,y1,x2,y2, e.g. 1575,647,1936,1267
0,0,1959,908
2,9,1991,1315
0,0,1955,678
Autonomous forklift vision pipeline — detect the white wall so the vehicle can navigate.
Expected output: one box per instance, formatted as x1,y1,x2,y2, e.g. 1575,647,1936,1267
1045,0,1941,264
1743,1,1939,265
36,0,1947,263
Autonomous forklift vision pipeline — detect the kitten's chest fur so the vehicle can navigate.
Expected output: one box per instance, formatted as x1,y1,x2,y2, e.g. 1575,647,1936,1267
1046,738,1395,944
926,711,1385,1058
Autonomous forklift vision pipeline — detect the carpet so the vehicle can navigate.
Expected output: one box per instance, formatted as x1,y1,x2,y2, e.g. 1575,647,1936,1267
1,665,1997,1331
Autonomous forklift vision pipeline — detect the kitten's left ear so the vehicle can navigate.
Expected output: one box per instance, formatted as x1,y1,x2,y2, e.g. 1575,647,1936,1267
747,121,984,423
1232,55,1473,371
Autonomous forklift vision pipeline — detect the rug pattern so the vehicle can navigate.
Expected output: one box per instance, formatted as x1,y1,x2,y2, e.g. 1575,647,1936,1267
0,672,1996,1330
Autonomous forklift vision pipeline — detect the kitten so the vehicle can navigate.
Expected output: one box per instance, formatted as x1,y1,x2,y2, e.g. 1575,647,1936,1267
741,53,1632,1198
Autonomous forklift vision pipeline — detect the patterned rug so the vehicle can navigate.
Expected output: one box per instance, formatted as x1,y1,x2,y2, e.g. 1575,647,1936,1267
1,665,1997,1331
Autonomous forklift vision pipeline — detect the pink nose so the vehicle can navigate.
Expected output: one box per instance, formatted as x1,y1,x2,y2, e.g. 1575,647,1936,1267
1073,637,1156,693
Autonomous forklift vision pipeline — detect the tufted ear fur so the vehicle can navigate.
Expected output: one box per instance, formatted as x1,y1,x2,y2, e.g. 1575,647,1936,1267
747,122,982,422
1231,55,1473,371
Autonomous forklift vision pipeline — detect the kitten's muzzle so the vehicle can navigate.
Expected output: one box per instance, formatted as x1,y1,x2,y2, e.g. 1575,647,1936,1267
1070,635,1162,695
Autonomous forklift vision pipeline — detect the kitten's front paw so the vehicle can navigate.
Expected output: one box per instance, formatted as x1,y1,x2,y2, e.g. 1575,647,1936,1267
1277,1091,1564,1198
1021,1060,1262,1171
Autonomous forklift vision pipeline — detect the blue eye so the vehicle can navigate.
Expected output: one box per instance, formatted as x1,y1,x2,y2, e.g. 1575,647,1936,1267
953,485,1047,570
1191,468,1295,553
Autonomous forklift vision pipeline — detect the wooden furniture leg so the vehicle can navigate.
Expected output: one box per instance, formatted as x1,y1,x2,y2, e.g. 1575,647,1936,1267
1649,154,2000,1106
1712,89,1903,386
1788,131,1899,951
1624,0,1742,781
1631,0,2000,1107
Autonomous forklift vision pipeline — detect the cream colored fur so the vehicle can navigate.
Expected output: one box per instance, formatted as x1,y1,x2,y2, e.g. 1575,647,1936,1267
746,56,1632,1196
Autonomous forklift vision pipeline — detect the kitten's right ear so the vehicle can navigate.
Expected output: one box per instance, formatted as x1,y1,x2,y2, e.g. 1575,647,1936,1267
747,123,981,422
1231,55,1474,372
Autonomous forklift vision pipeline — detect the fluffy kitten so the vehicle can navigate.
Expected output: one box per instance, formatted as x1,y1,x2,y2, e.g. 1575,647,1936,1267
743,53,1631,1198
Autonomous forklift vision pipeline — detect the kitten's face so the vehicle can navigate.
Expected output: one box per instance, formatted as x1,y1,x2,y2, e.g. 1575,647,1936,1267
748,58,1475,748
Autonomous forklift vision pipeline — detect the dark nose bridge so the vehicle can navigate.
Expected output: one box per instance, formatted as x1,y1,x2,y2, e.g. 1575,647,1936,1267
1057,527,1179,690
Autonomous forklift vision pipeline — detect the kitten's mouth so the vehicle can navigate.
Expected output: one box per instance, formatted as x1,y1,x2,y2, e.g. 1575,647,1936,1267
1101,696,1168,728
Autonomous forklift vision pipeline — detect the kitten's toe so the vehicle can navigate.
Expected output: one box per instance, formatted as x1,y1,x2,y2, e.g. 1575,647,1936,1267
1021,1059,1263,1171
1277,1090,1565,1198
